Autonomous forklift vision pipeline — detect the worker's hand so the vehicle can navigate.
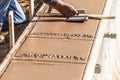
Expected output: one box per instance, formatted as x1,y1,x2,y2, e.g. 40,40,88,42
53,0,78,18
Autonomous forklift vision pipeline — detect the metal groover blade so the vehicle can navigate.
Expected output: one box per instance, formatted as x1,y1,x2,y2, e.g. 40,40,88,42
66,16,88,22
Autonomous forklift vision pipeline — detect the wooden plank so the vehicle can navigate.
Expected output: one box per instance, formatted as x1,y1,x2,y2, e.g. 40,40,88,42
83,0,115,79
93,0,119,80
114,0,120,79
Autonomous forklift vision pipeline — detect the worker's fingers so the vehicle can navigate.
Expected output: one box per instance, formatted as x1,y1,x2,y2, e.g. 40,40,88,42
69,5,78,15
47,6,52,13
53,0,78,18
63,3,78,18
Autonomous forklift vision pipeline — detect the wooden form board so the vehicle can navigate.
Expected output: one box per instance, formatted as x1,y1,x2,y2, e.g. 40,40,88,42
0,0,107,80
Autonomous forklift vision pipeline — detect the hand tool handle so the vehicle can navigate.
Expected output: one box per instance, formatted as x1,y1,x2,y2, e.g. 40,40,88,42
78,14,115,20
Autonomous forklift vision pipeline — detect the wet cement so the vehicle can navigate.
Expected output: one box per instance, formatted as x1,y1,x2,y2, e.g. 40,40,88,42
15,38,93,63
0,60,86,80
0,0,106,80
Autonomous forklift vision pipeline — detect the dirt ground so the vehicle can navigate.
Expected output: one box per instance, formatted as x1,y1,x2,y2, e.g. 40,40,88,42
0,0,42,63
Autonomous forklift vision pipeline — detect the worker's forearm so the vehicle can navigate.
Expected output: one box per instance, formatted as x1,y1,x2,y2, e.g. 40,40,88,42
41,0,58,6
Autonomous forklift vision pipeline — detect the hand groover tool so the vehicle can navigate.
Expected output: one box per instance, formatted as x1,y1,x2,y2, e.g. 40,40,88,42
38,9,115,22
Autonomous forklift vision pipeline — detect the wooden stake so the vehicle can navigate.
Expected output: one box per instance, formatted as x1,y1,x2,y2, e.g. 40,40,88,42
9,11,15,49
29,0,34,20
